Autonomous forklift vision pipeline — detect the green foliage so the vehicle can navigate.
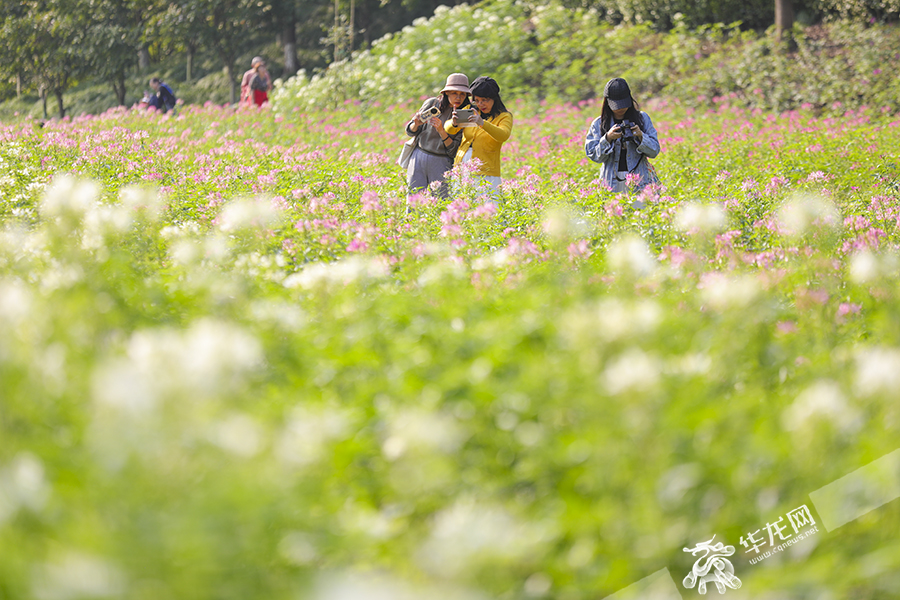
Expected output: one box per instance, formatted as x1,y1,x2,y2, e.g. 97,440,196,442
1,96,900,597
274,5,900,115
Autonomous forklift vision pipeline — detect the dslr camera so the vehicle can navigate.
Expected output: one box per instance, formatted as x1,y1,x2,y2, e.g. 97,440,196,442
619,119,635,141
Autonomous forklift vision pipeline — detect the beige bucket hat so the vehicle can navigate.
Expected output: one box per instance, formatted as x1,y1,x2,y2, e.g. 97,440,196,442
440,73,471,94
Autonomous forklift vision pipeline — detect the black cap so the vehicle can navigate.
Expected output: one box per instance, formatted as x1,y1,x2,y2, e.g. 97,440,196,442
604,78,632,110
470,76,501,99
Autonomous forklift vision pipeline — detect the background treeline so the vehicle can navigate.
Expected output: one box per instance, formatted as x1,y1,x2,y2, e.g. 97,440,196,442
0,0,464,117
274,2,900,114
2,0,900,118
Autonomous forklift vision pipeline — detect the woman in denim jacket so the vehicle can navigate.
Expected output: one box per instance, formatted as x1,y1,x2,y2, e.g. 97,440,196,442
584,78,660,195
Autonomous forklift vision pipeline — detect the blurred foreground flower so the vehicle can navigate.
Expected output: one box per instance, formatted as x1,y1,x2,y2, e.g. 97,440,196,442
607,235,657,278
92,319,263,411
776,194,840,237
417,497,555,577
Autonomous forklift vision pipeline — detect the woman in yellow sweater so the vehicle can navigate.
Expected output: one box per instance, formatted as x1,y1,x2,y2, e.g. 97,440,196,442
445,76,513,197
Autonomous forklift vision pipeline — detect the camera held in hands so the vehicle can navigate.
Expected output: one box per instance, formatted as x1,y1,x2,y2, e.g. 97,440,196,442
619,120,635,141
419,105,440,121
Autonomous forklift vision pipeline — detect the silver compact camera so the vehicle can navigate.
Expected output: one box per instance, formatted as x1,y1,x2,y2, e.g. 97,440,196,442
419,105,440,120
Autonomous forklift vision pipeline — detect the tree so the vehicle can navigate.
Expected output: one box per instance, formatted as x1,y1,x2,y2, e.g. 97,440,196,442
775,0,794,49
20,0,87,118
200,0,263,104
83,0,158,106
0,3,31,101
149,0,208,83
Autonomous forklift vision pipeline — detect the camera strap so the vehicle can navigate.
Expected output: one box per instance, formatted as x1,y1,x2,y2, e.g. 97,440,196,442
614,144,645,181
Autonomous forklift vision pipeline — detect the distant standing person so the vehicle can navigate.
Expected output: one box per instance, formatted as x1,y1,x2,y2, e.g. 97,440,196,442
584,77,660,194
404,73,471,198
149,78,177,113
241,57,272,107
445,76,513,198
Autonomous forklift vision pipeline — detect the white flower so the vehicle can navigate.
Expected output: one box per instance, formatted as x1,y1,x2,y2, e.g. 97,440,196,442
674,202,727,234
606,235,656,277
602,348,661,395
381,408,466,460
92,319,263,410
216,197,281,233
0,278,32,326
0,453,50,523
119,186,163,220
596,298,661,341
776,194,840,236
849,250,898,284
418,498,552,576
81,205,133,250
32,553,124,600
699,274,759,310
278,531,319,565
207,413,264,457
284,257,389,289
782,380,861,433
541,206,592,240
313,570,482,600
855,346,900,396
471,249,510,271
40,176,100,220
276,406,352,466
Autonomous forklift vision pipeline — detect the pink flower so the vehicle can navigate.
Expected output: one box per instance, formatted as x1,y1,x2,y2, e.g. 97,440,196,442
625,172,641,188
776,321,797,334
470,202,498,219
346,237,369,252
837,302,861,317
361,190,381,212
805,171,831,183
567,240,592,262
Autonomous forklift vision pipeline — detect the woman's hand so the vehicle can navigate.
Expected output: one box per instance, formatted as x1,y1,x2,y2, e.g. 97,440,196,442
630,123,644,143
451,109,459,127
428,116,442,130
606,124,624,142
410,112,423,132
471,112,483,127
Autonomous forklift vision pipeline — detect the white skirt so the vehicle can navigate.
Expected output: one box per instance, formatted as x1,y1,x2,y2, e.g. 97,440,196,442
462,147,501,195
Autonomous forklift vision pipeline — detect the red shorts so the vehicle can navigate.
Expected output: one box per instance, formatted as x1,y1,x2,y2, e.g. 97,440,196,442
253,89,268,106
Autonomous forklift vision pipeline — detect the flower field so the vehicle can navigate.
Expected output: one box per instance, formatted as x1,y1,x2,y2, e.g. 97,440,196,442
1,98,900,599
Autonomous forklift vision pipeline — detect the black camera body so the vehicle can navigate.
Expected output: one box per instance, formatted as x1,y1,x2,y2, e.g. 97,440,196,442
619,119,635,141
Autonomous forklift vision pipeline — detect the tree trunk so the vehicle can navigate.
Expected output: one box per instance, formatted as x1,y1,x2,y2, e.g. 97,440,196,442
54,89,65,118
225,61,237,105
186,44,195,83
138,45,151,71
283,18,298,77
775,0,794,48
349,0,355,54
112,76,126,106
16,72,21,99
334,0,340,63
40,86,48,120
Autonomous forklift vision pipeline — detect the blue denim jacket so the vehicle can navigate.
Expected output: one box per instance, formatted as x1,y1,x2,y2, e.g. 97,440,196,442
584,111,660,191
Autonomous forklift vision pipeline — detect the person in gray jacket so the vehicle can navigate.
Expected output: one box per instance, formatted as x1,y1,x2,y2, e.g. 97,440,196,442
584,78,660,195
405,73,471,198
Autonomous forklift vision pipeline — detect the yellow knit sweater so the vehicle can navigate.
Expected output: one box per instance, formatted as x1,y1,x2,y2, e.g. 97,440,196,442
445,112,513,177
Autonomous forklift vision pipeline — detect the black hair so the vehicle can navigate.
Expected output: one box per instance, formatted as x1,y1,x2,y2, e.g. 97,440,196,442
471,92,509,118
599,96,644,136
439,92,471,113
150,77,161,85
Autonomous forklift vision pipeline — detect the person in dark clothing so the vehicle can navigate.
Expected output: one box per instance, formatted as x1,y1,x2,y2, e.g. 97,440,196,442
149,78,177,113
